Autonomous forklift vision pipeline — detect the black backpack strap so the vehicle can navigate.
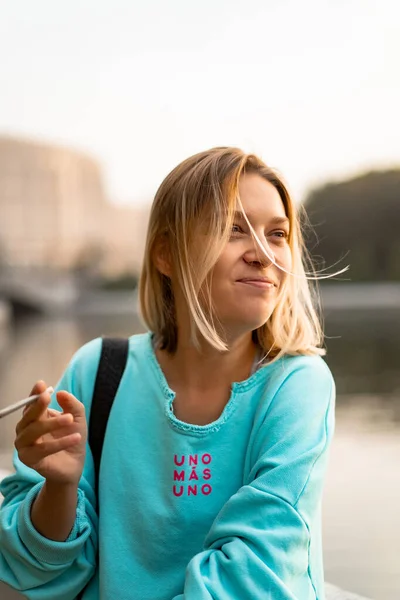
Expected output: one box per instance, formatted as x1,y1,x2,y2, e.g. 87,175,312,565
88,337,129,501
77,337,129,599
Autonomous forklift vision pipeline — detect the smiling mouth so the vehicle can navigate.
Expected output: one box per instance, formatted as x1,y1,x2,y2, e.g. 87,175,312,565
237,279,276,289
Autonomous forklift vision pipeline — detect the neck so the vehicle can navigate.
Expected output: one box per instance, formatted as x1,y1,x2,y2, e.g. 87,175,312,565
156,330,258,392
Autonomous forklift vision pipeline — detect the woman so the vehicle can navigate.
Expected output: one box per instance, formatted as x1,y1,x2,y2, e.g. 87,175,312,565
0,147,342,599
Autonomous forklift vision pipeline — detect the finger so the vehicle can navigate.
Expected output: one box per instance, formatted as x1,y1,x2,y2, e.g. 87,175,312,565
20,380,48,418
15,413,74,450
21,380,50,410
16,397,50,438
16,389,55,436
48,408,63,418
56,391,85,418
26,380,48,399
19,433,82,465
17,407,62,434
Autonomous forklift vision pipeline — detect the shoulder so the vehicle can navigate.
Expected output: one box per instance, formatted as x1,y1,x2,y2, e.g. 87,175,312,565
54,333,151,413
70,332,150,370
127,332,152,354
70,337,103,368
248,355,336,468
53,338,103,411
272,354,334,391
263,353,334,395
254,354,335,427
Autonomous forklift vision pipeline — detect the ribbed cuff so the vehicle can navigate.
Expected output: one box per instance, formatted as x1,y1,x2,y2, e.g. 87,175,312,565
17,482,92,566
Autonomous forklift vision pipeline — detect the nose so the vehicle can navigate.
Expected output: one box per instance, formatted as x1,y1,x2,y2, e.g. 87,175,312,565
243,241,274,268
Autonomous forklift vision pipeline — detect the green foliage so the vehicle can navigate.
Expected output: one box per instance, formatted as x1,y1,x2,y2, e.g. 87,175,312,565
303,170,400,281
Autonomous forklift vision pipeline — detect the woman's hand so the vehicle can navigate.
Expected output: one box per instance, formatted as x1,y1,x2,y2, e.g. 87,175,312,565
14,380,87,486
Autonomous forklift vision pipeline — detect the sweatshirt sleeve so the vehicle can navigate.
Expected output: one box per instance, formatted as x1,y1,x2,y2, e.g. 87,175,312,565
173,356,335,600
0,338,102,600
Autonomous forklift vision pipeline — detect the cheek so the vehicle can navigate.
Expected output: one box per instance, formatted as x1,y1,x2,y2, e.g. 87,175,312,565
284,246,293,270
210,247,237,280
206,258,230,302
271,242,292,270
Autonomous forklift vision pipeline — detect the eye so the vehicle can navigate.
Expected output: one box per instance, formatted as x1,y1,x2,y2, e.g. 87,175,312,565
270,230,289,241
231,224,244,235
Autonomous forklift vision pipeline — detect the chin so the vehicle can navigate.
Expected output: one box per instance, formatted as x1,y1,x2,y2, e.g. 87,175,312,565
242,302,275,323
235,311,274,333
217,301,276,333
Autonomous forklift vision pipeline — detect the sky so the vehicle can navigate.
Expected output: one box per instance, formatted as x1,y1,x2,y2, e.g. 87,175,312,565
0,0,399,205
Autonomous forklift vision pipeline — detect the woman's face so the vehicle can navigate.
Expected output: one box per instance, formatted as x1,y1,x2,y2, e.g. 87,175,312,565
207,173,292,336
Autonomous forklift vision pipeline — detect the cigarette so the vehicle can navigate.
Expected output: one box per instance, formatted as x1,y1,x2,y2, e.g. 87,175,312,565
0,386,54,419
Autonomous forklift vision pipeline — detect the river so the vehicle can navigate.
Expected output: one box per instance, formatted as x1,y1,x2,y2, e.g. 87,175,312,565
0,311,399,600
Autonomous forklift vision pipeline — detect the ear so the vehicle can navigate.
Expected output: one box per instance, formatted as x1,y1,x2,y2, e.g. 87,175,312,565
153,235,173,278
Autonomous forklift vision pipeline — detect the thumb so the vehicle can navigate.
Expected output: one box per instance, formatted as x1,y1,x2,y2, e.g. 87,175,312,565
56,390,85,418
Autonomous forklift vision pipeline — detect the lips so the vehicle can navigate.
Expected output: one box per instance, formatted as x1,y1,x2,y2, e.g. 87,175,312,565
238,277,276,286
237,277,276,289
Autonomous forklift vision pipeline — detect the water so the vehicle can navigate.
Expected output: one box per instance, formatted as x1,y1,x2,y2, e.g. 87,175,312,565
0,312,399,600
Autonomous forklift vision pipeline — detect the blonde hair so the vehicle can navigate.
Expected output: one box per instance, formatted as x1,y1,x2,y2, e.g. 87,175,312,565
139,146,326,362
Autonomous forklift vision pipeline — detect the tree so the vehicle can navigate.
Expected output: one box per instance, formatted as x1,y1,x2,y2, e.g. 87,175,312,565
303,170,400,282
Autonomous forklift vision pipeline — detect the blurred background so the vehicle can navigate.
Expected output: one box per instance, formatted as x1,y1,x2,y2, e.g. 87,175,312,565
0,1,399,599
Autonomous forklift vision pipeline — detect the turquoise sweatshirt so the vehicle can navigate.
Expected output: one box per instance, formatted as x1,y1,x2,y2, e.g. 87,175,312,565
0,332,335,600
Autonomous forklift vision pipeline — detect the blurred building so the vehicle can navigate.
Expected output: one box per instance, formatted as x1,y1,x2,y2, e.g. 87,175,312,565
0,136,150,277
101,203,150,276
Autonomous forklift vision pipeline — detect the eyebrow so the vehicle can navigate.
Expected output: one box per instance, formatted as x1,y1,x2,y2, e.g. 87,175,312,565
233,212,290,227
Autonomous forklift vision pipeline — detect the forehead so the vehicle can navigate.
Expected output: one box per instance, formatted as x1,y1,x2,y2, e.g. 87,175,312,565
237,173,286,218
